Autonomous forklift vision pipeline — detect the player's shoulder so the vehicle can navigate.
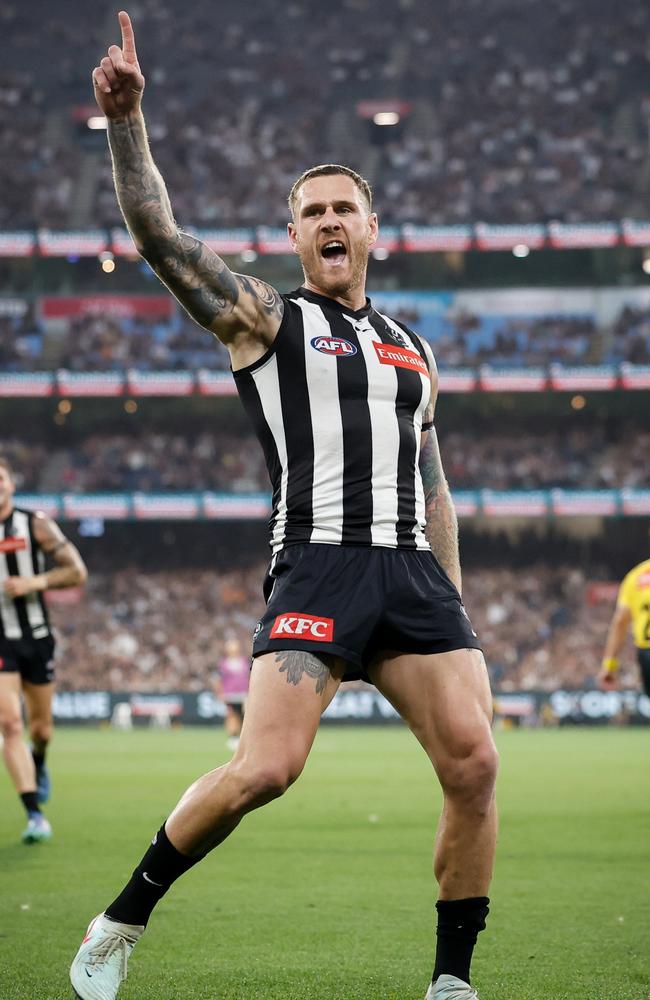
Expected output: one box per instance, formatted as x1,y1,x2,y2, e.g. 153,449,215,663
627,559,650,585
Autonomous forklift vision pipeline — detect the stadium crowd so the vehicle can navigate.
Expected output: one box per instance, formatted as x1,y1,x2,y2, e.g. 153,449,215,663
1,303,649,372
48,562,633,694
2,0,650,228
5,424,650,494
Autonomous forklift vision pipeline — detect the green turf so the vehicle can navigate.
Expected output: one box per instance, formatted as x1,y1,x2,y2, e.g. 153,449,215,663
1,725,648,999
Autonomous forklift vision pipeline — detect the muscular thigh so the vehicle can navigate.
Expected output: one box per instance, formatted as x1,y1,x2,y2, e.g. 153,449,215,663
368,647,494,768
238,649,346,769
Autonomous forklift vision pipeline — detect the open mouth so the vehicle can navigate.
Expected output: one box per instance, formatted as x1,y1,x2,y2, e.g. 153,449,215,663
320,240,347,265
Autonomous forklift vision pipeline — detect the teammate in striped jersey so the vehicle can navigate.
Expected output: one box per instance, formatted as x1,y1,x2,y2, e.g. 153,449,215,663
71,14,497,1000
0,457,87,843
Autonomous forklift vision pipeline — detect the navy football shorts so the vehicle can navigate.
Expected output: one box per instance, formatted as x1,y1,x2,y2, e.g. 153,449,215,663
252,544,481,682
0,635,56,685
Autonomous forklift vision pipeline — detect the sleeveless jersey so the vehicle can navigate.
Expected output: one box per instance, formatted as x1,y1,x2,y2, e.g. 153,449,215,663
234,286,434,553
0,507,51,641
617,558,650,649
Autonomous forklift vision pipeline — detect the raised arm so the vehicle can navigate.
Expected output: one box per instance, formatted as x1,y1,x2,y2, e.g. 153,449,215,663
92,11,283,362
418,351,462,595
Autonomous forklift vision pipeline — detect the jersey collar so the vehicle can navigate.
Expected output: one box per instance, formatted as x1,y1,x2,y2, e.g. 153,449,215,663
293,286,373,321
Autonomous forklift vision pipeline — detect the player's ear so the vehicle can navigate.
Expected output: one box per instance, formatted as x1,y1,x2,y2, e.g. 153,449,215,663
367,212,378,247
287,222,300,255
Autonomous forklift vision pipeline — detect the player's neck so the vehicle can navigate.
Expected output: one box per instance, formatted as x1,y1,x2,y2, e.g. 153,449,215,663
0,501,13,521
302,277,368,313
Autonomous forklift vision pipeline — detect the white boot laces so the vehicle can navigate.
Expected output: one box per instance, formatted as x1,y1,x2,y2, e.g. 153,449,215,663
88,927,137,979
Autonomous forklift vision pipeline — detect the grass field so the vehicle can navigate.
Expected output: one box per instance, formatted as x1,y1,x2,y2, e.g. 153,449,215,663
1,724,648,999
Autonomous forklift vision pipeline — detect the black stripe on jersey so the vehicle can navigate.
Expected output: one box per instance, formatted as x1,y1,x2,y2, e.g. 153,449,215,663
235,371,284,539
3,510,32,638
369,314,420,548
276,306,314,545
325,306,374,545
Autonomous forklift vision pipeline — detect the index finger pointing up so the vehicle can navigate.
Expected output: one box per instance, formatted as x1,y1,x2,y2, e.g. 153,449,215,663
118,10,138,64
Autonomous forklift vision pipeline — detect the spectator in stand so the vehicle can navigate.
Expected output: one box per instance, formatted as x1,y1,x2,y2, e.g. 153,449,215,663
2,0,650,228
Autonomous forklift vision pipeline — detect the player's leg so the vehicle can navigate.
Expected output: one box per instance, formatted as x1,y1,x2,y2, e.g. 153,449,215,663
224,702,243,750
369,647,497,997
70,649,345,1000
0,672,52,842
637,648,650,698
22,679,55,803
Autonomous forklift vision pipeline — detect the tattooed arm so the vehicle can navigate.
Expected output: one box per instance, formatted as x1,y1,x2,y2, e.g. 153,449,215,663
92,12,283,362
418,350,462,595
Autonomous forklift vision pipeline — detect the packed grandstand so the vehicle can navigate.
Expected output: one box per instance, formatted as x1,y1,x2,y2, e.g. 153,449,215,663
1,0,648,719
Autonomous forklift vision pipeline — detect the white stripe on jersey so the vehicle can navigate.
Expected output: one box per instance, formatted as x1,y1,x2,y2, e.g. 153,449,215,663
376,312,431,548
13,510,48,637
297,298,345,544
0,521,22,639
347,314,400,547
251,354,289,552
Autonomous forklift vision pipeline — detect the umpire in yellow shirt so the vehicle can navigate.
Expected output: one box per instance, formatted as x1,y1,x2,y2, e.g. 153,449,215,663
599,558,650,696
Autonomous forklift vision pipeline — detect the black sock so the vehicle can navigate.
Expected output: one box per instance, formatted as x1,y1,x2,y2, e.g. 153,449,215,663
105,824,202,927
32,747,46,771
20,791,40,816
432,896,490,985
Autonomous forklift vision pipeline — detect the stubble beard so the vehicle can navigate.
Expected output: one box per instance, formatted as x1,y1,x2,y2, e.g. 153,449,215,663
300,241,369,299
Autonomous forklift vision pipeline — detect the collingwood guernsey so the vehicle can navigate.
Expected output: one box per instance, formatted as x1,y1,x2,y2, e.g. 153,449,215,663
0,507,50,641
234,287,435,552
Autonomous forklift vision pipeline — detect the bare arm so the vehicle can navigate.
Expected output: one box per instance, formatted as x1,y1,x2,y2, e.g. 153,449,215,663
602,605,632,661
598,603,632,688
2,515,88,598
93,12,283,356
418,353,462,594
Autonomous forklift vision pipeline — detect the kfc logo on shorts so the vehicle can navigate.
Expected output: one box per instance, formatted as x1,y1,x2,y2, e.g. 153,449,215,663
310,336,357,357
270,613,335,642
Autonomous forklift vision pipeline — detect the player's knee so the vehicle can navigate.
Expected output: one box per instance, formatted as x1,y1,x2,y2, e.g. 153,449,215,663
29,720,52,744
230,757,302,808
0,713,24,742
440,739,499,809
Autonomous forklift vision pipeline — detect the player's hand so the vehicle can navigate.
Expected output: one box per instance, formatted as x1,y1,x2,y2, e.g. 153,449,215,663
597,669,619,691
3,576,42,598
92,11,145,120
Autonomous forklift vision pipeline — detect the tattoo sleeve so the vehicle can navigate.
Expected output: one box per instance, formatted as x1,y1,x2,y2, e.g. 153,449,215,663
106,113,283,337
419,428,462,594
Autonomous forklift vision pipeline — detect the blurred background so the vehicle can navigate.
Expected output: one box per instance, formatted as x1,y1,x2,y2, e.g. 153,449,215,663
2,0,649,726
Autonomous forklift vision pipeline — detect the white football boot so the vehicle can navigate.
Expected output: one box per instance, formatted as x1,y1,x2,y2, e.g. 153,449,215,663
22,813,52,843
425,974,480,999
70,912,144,999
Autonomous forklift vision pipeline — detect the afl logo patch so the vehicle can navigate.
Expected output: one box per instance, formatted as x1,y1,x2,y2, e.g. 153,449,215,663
310,336,357,357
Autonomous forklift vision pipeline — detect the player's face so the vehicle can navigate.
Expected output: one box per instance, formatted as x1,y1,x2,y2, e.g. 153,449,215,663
288,175,378,299
0,466,15,513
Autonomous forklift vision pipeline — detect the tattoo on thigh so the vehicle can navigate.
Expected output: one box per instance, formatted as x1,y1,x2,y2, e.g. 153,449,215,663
274,651,330,695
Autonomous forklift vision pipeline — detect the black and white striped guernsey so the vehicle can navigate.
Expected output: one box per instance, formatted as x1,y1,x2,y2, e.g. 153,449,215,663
234,287,435,553
0,507,51,641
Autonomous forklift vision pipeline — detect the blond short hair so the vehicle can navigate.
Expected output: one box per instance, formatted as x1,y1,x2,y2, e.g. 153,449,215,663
288,164,372,219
